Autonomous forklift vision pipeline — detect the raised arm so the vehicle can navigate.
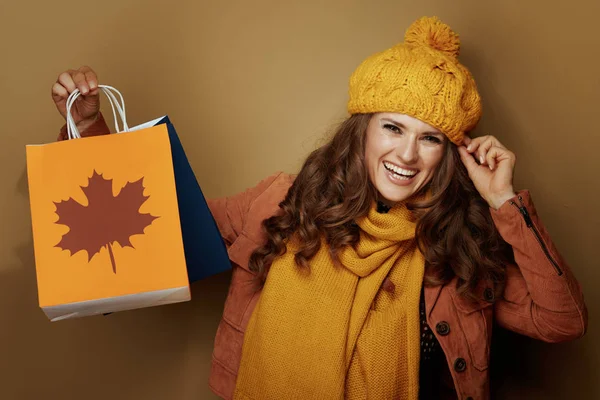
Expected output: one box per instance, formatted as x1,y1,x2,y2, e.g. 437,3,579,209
491,191,587,342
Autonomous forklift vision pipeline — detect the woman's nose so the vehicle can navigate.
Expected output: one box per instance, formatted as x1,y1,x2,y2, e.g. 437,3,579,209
396,138,418,164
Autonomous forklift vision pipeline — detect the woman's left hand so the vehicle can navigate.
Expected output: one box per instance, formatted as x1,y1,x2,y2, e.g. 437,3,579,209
458,135,517,210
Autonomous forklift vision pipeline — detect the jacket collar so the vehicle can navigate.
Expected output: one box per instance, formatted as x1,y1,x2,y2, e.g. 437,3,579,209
424,283,443,319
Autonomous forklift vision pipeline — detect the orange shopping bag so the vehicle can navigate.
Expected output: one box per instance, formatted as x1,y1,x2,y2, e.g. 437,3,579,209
26,85,190,321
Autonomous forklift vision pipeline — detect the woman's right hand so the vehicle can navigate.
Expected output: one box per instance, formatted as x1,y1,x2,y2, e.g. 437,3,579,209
52,66,101,132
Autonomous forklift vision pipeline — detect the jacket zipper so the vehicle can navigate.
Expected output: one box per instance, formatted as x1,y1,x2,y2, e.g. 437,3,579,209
510,195,563,276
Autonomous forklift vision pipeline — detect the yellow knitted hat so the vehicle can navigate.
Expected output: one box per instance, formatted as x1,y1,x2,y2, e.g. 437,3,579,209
347,16,482,145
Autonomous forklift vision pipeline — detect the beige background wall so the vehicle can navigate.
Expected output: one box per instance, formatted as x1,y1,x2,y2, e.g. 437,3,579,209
0,0,598,398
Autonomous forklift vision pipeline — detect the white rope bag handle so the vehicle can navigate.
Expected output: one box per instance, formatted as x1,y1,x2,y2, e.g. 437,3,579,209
66,85,130,140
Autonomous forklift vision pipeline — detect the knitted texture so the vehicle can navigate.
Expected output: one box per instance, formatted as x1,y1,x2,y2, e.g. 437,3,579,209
233,202,424,399
347,16,482,145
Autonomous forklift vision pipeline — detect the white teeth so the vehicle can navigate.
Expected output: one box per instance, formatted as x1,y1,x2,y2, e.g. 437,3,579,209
390,171,410,180
383,162,417,177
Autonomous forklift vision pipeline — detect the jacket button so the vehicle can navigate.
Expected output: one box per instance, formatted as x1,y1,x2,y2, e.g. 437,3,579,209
436,321,450,336
454,357,467,372
483,287,495,303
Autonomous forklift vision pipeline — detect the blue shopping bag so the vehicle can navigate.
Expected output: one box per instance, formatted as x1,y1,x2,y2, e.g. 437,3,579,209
131,116,232,282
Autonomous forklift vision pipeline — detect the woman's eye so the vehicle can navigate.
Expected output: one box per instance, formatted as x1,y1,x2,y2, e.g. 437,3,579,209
383,124,401,133
423,135,442,144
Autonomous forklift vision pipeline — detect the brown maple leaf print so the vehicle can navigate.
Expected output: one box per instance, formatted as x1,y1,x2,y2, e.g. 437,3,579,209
54,170,159,273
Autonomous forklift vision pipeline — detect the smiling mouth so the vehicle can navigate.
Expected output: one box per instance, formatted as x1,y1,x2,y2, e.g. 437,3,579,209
383,161,419,179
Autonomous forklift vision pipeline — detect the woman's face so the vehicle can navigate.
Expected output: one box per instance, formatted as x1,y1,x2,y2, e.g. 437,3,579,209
365,113,447,206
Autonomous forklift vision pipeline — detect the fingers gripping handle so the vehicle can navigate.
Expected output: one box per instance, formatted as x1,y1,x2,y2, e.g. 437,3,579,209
66,85,129,140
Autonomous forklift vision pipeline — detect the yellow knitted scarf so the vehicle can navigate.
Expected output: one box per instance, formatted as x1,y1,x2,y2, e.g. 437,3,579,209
233,202,425,400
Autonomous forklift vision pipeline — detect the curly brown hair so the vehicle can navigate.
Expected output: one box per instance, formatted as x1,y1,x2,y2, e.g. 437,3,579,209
248,113,511,299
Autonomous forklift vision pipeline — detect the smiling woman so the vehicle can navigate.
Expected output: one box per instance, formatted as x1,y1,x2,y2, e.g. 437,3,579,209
51,15,587,400
366,113,447,206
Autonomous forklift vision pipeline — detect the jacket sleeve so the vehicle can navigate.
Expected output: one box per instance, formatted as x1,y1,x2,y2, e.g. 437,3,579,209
490,190,588,343
57,112,111,141
206,172,285,248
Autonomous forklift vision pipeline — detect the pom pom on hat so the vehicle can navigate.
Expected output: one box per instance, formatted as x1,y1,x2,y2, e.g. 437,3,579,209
404,16,461,58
